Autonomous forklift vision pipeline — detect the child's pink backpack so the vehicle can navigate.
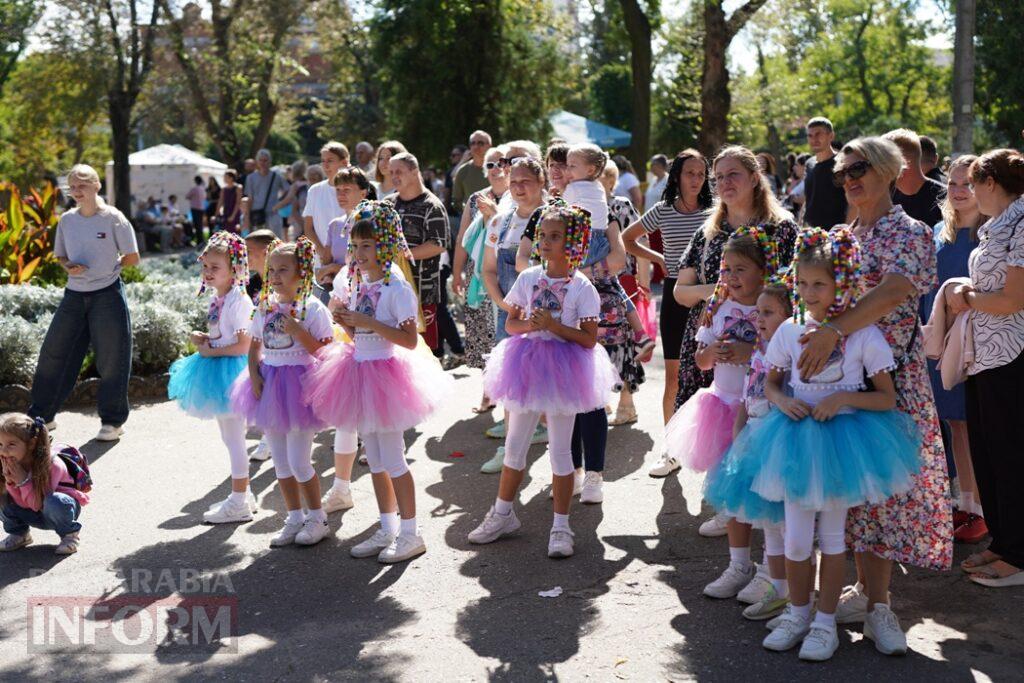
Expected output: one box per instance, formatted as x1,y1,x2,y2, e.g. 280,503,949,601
55,444,92,493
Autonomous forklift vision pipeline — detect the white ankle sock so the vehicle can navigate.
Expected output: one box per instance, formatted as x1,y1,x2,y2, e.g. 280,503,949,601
494,498,513,516
308,508,327,523
552,512,570,531
228,491,247,504
729,546,752,568
286,509,304,525
791,602,812,621
381,511,400,535
813,610,836,629
399,517,417,536
960,491,983,517
333,477,350,493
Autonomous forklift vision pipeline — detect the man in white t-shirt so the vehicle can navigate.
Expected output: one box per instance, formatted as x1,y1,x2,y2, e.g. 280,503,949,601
644,154,669,212
303,141,350,263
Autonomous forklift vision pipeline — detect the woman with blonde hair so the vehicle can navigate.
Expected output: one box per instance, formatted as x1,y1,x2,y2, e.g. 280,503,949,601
923,155,986,543
28,164,140,442
658,146,797,487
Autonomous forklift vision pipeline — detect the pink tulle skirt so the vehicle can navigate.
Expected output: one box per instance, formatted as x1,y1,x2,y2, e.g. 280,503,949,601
229,363,325,434
665,388,739,472
303,342,452,433
483,335,619,416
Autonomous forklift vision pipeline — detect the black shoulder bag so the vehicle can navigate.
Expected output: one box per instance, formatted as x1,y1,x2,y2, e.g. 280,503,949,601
249,171,277,227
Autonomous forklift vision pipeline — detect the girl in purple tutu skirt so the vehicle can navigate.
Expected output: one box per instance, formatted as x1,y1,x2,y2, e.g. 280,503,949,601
229,237,334,548
469,200,618,559
665,226,777,473
304,200,450,564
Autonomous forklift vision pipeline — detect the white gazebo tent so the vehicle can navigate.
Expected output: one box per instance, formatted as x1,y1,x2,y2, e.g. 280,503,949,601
105,144,228,213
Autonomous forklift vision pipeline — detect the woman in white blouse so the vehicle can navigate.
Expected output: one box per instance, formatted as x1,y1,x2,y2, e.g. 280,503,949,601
946,148,1024,587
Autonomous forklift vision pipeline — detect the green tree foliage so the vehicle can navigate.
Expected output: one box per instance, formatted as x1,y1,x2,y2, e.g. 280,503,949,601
651,5,703,154
0,0,41,95
975,1,1024,147
371,0,572,165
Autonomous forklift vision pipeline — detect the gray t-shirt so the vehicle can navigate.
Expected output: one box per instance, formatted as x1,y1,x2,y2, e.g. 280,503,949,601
54,204,138,292
243,170,287,214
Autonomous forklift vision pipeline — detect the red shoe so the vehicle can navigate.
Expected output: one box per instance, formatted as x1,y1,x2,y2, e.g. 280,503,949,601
952,509,970,528
954,515,989,544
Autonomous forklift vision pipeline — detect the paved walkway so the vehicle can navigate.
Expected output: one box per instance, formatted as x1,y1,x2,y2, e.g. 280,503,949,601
1,354,1020,681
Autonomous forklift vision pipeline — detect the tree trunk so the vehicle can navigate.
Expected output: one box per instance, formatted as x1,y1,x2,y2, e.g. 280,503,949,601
952,0,976,155
108,95,133,216
619,0,652,177
699,3,730,155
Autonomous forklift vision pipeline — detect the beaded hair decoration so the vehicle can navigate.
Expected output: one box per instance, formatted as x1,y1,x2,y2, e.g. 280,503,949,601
198,231,249,296
255,236,316,320
532,198,592,272
702,225,778,327
789,226,861,323
346,199,412,293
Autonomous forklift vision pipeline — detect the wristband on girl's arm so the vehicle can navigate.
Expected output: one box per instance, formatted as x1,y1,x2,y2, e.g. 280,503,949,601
820,321,845,339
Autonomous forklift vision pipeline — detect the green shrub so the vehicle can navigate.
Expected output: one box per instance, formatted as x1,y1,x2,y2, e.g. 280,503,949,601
121,264,146,283
130,302,189,375
0,315,42,384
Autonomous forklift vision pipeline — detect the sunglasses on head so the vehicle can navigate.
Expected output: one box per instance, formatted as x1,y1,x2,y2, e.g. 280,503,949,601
832,160,872,187
497,156,523,168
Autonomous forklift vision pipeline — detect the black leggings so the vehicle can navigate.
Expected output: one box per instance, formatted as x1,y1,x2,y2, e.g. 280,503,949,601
571,408,608,472
659,277,689,361
966,349,1024,568
434,266,464,357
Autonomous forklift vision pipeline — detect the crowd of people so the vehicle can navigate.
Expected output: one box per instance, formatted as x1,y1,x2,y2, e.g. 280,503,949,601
4,118,1024,664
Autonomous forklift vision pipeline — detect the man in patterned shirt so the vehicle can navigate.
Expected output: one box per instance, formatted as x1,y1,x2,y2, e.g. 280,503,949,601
389,153,463,357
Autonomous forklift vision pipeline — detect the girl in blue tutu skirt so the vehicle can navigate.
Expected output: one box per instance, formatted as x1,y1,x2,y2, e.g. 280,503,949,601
754,228,921,661
167,232,256,525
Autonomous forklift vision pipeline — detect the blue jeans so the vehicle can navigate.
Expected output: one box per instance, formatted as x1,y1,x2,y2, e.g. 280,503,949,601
29,280,132,426
494,247,519,342
1,492,82,536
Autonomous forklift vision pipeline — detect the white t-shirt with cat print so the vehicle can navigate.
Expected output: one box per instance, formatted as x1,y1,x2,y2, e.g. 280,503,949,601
344,274,419,361
249,296,333,366
765,318,896,410
695,300,759,403
207,287,254,349
504,266,600,342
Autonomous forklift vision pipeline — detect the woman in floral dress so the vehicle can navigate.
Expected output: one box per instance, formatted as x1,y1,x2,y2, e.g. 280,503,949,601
799,137,951,655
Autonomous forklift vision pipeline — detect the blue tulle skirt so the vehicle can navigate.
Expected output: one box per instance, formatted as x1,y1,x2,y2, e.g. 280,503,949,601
742,407,922,512
704,417,785,526
168,353,248,418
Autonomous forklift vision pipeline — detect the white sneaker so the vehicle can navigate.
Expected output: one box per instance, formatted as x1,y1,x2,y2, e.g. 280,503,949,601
270,519,305,547
468,506,521,544
203,497,254,524
799,624,839,661
549,469,585,499
698,512,730,537
95,424,124,442
208,492,257,514
322,486,354,513
55,532,80,555
703,563,755,599
580,471,604,504
0,533,32,552
648,452,681,477
295,516,331,546
762,612,810,651
835,583,869,624
249,439,272,461
863,604,908,655
378,533,426,563
767,597,817,630
737,565,772,604
548,528,575,558
351,528,396,558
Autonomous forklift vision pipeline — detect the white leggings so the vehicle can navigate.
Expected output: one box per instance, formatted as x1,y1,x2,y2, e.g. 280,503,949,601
216,414,249,480
333,429,358,454
503,411,575,477
763,524,785,557
362,431,408,479
784,503,847,561
265,430,316,483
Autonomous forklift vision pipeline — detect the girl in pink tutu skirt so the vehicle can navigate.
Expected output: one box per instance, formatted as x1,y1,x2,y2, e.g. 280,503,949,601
469,200,618,559
304,200,450,564
665,226,776,473
229,237,334,548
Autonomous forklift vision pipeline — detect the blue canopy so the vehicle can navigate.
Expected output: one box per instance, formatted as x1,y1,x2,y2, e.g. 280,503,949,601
548,110,632,149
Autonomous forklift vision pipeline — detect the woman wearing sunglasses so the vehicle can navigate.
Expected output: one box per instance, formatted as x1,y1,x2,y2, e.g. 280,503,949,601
798,136,951,656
